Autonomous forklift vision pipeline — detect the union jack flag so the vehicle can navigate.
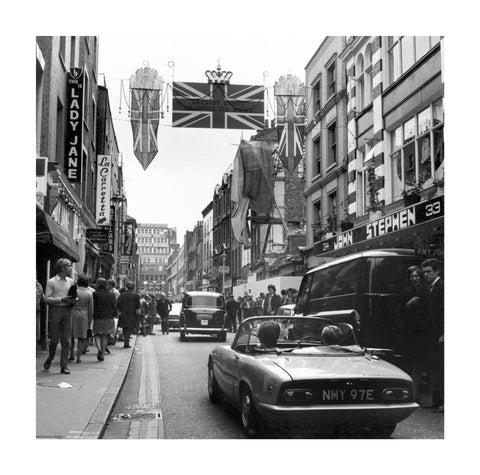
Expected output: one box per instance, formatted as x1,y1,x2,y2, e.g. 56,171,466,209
276,95,305,173
172,81,264,129
130,88,160,170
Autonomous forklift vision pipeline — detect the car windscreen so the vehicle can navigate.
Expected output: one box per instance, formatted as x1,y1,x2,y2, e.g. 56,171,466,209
184,295,224,309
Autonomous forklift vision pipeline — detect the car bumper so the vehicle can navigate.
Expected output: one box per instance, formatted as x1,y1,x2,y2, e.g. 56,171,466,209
168,319,179,329
183,327,225,335
255,401,419,430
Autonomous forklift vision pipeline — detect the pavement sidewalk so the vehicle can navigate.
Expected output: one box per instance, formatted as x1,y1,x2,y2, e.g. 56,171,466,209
36,336,136,439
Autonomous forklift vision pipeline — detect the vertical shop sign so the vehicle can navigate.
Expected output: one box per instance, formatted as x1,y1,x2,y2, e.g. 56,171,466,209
102,206,115,253
65,68,84,182
96,155,112,225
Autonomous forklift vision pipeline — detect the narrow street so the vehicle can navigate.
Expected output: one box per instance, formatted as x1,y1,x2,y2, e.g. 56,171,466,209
102,325,444,439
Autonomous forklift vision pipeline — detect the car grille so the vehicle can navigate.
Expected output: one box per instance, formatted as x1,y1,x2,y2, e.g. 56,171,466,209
278,378,413,405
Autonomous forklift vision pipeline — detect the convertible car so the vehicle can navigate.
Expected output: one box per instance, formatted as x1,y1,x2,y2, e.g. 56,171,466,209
207,311,418,437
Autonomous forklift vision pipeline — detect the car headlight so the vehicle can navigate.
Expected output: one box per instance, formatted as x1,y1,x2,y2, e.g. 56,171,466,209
282,389,314,402
382,388,410,401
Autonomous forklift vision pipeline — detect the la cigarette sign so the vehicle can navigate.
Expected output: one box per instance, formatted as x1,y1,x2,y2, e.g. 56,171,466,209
65,68,84,182
96,155,112,225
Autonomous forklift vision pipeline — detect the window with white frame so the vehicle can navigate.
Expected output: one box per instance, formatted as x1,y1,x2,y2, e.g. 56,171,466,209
312,135,321,176
364,45,373,107
387,36,441,84
312,79,321,113
390,98,444,200
328,192,337,230
327,122,336,166
70,37,76,69
83,70,89,129
327,60,336,98
312,200,322,240
356,54,365,111
59,37,66,64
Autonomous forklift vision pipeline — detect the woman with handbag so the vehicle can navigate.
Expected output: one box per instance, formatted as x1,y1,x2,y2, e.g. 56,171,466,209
69,276,93,363
93,278,117,361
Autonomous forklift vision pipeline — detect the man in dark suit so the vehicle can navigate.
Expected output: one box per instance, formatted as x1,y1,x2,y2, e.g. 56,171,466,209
157,293,172,334
116,282,140,348
263,285,282,315
421,258,444,413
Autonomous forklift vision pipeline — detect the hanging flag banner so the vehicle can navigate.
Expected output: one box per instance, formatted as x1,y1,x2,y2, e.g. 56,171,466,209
123,221,135,256
231,140,275,247
96,155,112,225
129,66,163,170
172,81,264,129
274,74,305,172
65,68,84,182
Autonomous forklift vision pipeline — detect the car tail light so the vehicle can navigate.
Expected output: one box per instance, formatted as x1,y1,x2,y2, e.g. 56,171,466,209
382,388,410,401
282,389,314,402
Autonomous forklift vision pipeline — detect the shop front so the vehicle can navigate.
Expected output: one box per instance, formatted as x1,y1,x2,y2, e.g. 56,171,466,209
36,205,81,347
312,194,444,261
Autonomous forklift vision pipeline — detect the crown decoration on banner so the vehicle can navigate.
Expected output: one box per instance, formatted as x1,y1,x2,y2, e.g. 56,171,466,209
274,74,306,173
129,62,164,170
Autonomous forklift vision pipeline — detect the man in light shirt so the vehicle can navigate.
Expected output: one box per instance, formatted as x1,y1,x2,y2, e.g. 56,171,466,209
43,258,76,374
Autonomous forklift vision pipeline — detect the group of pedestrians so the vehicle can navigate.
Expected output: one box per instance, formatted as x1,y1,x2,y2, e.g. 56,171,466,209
38,258,172,375
398,258,444,413
224,285,298,332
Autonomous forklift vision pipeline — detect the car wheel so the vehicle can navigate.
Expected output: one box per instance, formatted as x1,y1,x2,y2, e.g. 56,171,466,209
180,330,186,341
373,423,396,438
217,331,226,342
241,387,260,437
207,362,222,403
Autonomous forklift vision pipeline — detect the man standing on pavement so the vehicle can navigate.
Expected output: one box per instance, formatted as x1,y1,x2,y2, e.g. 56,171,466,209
225,294,238,332
157,293,172,334
255,292,265,316
421,258,444,413
263,285,282,316
116,282,140,348
43,258,76,374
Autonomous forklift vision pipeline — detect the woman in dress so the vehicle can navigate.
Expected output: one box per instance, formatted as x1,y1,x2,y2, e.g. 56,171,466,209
93,278,117,361
69,275,93,363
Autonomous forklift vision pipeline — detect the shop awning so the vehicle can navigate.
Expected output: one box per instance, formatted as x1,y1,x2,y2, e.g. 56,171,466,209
36,209,80,262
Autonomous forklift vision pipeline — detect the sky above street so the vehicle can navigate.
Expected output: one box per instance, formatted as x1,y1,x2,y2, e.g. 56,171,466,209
97,35,321,240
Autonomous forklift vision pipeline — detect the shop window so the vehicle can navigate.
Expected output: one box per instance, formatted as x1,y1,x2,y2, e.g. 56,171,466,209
389,99,444,199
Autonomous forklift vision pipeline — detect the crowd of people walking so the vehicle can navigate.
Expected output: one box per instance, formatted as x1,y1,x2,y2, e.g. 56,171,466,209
38,258,172,374
224,285,298,332
37,257,443,413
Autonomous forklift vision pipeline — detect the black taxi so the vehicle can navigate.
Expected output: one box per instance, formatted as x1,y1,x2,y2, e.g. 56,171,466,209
179,291,227,342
